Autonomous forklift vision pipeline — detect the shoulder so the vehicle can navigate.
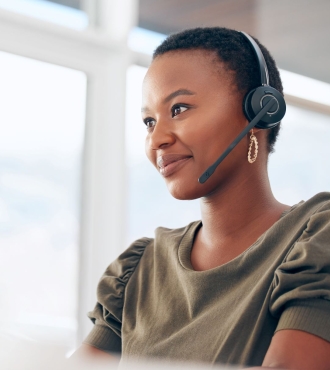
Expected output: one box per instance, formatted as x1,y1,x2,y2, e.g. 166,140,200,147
276,192,330,264
269,194,330,343
150,220,201,263
284,192,330,267
285,192,330,241
270,192,330,310
100,237,153,289
153,220,201,246
277,192,330,234
117,220,201,279
292,191,330,214
102,220,200,286
300,192,330,234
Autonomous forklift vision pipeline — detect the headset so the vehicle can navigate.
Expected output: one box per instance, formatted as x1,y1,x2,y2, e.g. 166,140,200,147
198,31,286,184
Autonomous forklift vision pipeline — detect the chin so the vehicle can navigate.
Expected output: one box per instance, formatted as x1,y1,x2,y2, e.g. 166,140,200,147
166,179,207,200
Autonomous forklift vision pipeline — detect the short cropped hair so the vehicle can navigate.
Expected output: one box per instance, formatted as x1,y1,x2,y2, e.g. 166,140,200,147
153,27,283,154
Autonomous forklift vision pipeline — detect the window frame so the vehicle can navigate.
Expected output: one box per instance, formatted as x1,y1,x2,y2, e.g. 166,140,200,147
1,0,329,345
0,0,137,343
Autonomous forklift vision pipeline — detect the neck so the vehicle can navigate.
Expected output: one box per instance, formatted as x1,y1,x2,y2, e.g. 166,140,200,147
198,165,288,249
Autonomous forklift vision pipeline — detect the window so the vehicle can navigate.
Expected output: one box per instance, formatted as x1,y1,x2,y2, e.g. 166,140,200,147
0,0,88,29
0,0,133,344
269,105,330,204
0,51,87,347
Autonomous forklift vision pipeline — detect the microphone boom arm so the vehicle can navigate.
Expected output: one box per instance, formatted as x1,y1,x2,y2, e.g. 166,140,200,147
198,98,276,184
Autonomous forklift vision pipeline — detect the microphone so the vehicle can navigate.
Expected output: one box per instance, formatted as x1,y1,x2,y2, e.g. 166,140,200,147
198,97,277,184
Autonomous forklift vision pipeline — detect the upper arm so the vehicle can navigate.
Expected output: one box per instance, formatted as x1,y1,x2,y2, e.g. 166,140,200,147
266,204,330,369
262,329,330,370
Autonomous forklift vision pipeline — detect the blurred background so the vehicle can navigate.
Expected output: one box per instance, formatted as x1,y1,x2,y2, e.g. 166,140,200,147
0,0,329,353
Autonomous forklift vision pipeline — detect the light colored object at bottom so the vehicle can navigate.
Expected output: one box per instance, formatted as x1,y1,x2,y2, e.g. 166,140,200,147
0,334,239,370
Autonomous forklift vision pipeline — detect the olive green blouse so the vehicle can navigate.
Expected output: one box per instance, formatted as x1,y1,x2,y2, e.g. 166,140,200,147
84,192,330,367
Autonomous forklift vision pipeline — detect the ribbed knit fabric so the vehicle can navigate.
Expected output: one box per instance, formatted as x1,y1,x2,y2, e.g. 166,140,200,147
276,299,330,340
84,192,330,367
84,324,121,353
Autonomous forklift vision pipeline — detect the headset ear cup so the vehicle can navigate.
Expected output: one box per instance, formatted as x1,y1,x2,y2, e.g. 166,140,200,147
243,89,256,122
243,86,286,129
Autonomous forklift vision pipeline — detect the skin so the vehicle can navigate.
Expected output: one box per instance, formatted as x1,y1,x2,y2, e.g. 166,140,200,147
140,50,330,369
69,343,118,363
72,49,330,369
143,50,289,269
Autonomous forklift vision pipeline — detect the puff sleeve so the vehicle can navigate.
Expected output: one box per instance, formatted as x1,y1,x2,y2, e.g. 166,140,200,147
270,202,330,342
83,237,151,353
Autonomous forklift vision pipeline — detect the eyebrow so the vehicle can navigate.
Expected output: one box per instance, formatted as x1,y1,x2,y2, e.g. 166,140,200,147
141,88,196,113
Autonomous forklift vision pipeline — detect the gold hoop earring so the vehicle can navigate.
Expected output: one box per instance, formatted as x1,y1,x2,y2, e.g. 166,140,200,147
248,129,258,163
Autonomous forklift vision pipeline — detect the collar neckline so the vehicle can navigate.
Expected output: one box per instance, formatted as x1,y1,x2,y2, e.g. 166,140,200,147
178,200,304,272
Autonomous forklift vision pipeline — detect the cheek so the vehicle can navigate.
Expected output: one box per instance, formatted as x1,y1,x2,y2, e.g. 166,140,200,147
184,104,242,160
145,137,157,168
206,102,246,150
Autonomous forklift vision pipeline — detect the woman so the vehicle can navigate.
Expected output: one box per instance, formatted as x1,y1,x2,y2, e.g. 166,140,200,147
76,27,330,368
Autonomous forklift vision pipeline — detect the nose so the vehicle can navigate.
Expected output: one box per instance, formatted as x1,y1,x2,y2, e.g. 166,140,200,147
146,119,176,150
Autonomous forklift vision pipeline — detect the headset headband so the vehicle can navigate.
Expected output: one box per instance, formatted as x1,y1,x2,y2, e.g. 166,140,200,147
240,31,269,86
198,30,286,183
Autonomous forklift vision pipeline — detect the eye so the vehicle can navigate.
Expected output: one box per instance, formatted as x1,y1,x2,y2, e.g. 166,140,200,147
172,104,188,117
143,117,156,130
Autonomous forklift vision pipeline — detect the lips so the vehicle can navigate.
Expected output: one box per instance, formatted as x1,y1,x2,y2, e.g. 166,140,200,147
157,154,192,177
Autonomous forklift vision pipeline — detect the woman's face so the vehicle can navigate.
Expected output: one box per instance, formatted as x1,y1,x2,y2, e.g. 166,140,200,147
142,50,250,200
